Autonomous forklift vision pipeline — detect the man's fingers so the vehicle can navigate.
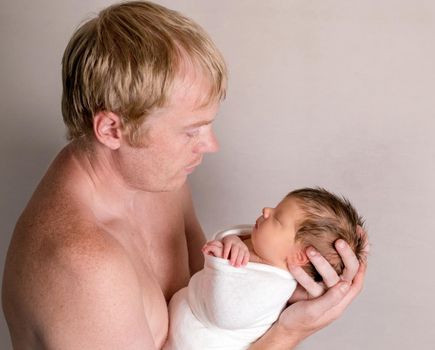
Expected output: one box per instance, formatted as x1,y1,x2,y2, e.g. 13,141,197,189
356,225,370,254
323,262,367,321
340,259,366,307
306,281,350,320
288,284,309,303
337,223,370,283
288,263,324,298
335,239,360,282
306,247,340,288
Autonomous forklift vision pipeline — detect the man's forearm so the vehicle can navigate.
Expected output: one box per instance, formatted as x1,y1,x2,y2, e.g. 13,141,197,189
249,323,303,350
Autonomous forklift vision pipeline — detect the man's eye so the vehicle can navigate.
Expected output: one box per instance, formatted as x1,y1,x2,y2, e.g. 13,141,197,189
186,129,200,137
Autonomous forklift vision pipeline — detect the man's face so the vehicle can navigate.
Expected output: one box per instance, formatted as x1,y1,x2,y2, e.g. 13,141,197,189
115,73,220,192
251,198,304,266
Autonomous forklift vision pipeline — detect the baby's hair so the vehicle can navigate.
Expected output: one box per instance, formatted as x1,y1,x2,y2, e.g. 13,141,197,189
286,187,367,282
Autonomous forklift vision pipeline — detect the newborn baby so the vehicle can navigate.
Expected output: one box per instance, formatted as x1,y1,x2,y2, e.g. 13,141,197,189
165,188,367,350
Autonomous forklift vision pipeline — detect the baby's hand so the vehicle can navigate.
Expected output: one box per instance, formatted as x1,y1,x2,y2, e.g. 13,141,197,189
202,240,224,258
222,235,250,267
202,235,250,267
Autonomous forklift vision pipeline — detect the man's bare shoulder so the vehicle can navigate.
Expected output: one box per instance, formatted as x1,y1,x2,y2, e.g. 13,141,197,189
3,149,135,303
5,196,136,299
3,199,152,348
7,146,129,275
2,147,162,348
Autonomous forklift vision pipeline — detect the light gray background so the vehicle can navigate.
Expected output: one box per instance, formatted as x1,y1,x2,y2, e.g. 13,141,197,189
1,1,434,349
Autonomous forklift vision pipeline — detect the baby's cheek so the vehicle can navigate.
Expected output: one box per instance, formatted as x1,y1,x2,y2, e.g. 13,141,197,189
265,238,288,261
256,241,274,260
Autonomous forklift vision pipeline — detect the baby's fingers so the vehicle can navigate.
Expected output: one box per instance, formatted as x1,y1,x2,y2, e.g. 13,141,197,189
235,250,246,267
229,246,240,266
241,251,250,266
202,241,223,257
223,242,232,260
232,248,250,267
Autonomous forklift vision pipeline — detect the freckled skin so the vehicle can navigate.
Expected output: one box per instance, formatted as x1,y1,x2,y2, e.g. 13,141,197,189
2,74,220,349
1,85,367,350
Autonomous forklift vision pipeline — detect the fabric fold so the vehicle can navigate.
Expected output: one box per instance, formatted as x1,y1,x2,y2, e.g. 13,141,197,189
165,226,297,350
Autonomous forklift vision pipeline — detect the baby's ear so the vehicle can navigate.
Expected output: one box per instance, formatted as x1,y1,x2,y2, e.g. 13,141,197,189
288,247,309,266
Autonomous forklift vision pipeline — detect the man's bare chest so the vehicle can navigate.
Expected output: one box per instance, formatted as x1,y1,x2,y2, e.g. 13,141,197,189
134,222,191,302
104,204,191,347
114,202,190,294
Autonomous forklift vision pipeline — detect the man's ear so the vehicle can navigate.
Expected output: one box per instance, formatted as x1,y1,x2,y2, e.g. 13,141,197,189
93,111,123,150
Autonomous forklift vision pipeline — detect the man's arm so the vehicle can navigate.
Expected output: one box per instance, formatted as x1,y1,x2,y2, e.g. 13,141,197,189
250,232,368,349
181,183,206,275
34,239,157,350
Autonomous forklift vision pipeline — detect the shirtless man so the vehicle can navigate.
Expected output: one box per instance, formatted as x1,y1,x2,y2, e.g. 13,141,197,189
2,2,367,349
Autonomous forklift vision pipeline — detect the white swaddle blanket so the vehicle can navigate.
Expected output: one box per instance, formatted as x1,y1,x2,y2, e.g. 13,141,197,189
164,226,297,350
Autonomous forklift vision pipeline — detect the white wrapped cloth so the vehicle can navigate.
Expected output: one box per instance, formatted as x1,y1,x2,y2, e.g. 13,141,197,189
164,226,297,350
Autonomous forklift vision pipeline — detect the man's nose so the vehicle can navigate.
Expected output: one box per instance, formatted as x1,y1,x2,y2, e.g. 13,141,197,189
194,129,219,154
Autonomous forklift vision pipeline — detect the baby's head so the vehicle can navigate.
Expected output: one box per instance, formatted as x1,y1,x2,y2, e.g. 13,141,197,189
287,188,367,281
251,187,367,281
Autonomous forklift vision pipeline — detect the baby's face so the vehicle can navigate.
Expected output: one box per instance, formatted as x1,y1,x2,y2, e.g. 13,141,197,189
251,197,305,267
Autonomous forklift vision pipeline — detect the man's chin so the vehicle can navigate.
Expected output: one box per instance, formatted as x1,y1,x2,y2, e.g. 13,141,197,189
159,175,188,192
133,178,186,193
185,165,198,174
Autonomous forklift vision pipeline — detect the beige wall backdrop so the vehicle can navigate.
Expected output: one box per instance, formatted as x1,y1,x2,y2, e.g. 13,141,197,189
1,1,434,349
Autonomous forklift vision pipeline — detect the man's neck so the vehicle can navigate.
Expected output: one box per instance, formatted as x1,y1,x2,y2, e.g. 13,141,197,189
66,140,144,222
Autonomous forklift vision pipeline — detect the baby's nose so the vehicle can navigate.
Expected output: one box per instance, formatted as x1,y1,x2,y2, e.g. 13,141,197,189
262,207,272,218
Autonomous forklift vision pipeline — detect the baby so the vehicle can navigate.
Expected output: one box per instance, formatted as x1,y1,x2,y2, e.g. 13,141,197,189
164,188,367,350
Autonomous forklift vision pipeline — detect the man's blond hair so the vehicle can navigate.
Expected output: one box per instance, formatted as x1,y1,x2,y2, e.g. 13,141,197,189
61,1,227,145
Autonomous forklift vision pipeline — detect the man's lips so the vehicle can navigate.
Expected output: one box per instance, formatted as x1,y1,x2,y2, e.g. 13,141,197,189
189,162,201,168
185,160,202,173
186,158,202,169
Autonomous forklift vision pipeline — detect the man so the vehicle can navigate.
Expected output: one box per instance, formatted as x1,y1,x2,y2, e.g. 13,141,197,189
2,2,367,349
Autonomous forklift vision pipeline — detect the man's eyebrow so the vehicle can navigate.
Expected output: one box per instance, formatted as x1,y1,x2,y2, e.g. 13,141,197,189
185,119,214,128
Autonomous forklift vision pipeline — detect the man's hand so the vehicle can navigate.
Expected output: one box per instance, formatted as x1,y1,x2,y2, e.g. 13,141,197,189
249,226,369,349
202,235,250,267
282,226,369,341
